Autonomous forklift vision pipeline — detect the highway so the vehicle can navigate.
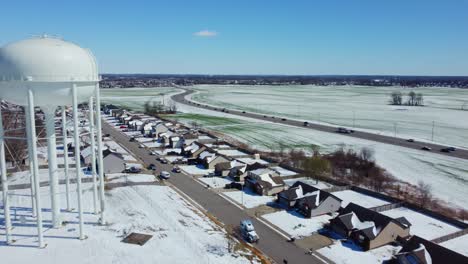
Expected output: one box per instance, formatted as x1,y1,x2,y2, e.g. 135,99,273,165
102,121,328,264
172,89,468,161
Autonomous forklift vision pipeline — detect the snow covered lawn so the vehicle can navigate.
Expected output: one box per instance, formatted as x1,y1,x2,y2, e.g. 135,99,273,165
107,173,157,183
271,166,298,177
318,240,399,264
179,165,214,176
283,178,334,190
143,141,165,148
0,183,258,263
262,210,332,238
199,177,233,188
440,234,468,256
331,190,390,208
222,189,275,208
380,207,462,240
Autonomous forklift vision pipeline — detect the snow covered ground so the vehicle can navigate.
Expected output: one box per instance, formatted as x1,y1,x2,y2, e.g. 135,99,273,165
318,240,399,264
169,107,468,209
101,87,180,111
331,190,390,208
283,178,334,190
198,177,233,188
217,149,250,157
179,165,214,176
222,189,276,209
262,211,332,238
271,166,298,177
440,234,468,256
0,183,258,263
190,85,468,149
380,207,462,240
106,173,157,183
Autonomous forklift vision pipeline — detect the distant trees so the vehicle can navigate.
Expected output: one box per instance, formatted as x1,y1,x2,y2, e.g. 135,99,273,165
143,100,177,115
301,155,331,183
389,91,424,106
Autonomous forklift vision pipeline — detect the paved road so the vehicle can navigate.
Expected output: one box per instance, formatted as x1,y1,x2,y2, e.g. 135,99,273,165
102,121,327,264
172,89,468,160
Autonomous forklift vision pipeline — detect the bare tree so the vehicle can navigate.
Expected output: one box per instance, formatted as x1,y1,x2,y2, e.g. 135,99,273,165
415,93,424,106
302,156,331,183
417,181,433,207
390,91,403,105
360,147,375,163
407,91,417,106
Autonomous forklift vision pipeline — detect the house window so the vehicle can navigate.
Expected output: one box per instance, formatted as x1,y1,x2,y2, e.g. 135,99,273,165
358,235,365,242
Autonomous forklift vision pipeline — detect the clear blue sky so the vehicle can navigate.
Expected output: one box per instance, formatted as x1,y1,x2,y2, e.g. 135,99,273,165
1,0,467,76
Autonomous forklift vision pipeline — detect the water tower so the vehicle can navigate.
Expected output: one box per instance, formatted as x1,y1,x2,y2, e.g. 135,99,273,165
0,36,106,247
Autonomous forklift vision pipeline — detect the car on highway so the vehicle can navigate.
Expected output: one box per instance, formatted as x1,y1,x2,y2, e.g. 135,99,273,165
160,171,171,179
281,118,287,121
149,151,156,155
172,167,181,173
337,127,354,134
148,164,156,170
421,146,432,151
159,158,168,164
242,111,246,114
303,121,309,126
406,139,415,142
441,147,456,153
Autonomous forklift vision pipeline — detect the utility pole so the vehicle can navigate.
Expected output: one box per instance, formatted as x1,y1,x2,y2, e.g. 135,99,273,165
352,110,356,128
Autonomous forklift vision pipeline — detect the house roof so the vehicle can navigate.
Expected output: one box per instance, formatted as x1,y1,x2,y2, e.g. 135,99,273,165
396,235,468,264
333,203,411,240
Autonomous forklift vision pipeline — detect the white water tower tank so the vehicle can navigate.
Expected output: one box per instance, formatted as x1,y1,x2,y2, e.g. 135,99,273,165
0,36,99,106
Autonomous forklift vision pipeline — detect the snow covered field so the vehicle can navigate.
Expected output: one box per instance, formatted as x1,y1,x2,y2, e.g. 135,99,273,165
440,234,468,256
190,85,468,148
169,110,468,209
262,211,332,238
101,87,180,111
222,189,276,209
380,207,461,240
331,190,390,208
0,183,258,263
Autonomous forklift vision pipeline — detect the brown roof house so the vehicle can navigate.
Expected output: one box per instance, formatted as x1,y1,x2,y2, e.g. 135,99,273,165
214,160,247,178
200,152,229,170
392,235,468,264
245,168,285,196
329,203,411,251
277,181,342,218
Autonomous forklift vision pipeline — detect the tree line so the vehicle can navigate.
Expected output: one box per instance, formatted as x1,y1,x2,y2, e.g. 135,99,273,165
390,91,424,106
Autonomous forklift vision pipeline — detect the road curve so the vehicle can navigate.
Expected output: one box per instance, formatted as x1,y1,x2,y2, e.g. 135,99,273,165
172,89,468,160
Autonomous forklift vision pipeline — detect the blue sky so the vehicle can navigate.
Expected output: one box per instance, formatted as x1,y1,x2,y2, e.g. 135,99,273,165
1,0,467,75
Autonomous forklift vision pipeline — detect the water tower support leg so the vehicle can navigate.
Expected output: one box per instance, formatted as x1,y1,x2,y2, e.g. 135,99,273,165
0,102,12,245
62,107,71,211
27,89,44,248
25,108,37,217
72,84,85,240
88,97,98,214
94,85,106,225
45,107,60,228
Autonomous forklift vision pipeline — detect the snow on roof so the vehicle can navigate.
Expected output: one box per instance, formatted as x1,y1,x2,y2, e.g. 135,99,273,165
258,173,281,187
171,136,180,141
80,146,93,158
348,212,377,236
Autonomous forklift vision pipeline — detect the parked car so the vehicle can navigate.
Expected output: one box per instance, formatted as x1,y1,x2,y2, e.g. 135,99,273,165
242,111,246,114
148,164,156,170
149,151,156,155
160,171,171,179
104,133,110,137
240,220,259,243
421,146,432,151
303,121,309,126
127,166,141,173
119,125,127,129
172,167,181,173
160,158,168,164
406,139,415,142
129,137,135,142
224,182,243,190
121,129,129,132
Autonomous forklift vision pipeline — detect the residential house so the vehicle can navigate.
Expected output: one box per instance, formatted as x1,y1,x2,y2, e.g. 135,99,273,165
245,168,285,196
169,136,183,148
214,160,246,177
100,149,126,174
329,203,411,250
393,235,467,264
200,152,229,170
80,145,95,165
277,181,342,218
